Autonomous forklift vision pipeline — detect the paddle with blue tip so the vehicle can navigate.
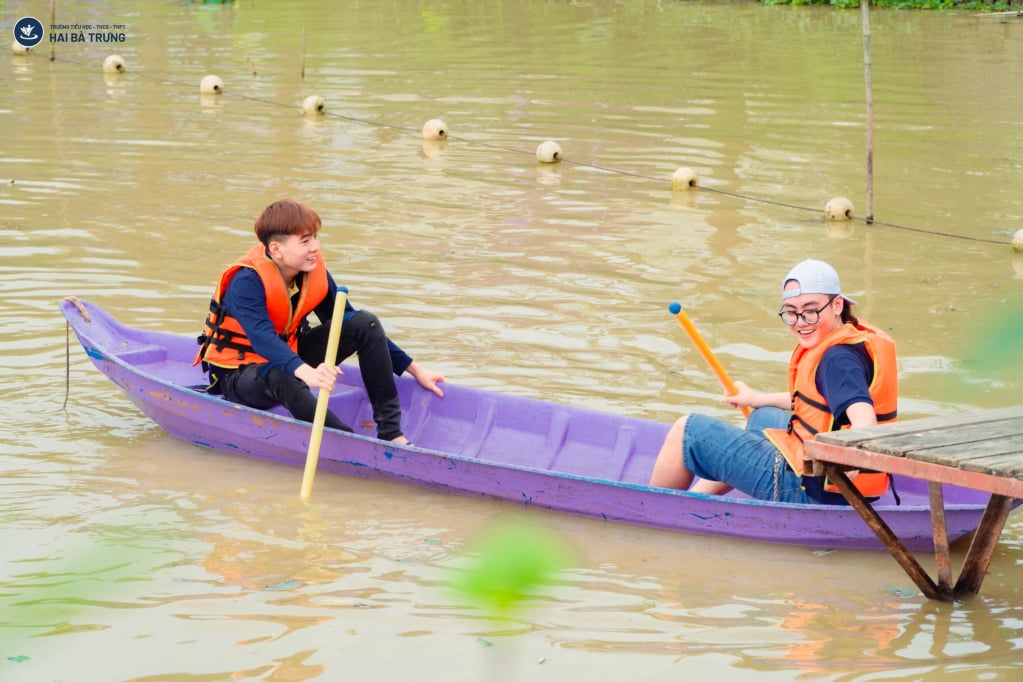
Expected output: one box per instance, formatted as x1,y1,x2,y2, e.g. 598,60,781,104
669,301,751,418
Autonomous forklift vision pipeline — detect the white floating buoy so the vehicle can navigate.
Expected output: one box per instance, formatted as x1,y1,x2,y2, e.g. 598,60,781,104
103,54,126,73
1012,229,1023,254
12,40,30,55
422,118,447,141
302,95,325,116
825,197,854,221
200,75,224,95
536,140,562,164
671,167,698,190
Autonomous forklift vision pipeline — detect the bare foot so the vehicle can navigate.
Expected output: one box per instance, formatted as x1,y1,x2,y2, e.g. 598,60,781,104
390,435,410,445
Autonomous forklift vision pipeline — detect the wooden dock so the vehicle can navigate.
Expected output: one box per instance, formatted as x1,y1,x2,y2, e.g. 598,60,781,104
804,405,1023,601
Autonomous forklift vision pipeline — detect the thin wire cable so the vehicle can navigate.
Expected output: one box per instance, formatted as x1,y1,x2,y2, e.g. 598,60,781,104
55,55,1014,248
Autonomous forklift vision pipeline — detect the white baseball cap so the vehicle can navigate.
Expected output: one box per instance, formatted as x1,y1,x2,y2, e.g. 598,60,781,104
781,259,857,305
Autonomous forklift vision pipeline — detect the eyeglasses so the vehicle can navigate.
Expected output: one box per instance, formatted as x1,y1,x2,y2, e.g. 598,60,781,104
777,295,837,326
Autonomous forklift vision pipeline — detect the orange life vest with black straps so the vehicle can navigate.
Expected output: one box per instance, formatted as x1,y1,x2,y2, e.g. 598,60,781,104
193,242,328,370
764,321,898,498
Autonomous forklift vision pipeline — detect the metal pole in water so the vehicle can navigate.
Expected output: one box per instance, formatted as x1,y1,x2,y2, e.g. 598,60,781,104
861,0,874,224
49,0,56,61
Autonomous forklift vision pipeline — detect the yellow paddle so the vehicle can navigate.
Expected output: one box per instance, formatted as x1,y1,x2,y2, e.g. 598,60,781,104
669,302,751,419
300,288,348,499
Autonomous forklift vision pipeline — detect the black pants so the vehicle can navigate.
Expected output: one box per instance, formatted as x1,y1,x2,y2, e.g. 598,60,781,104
216,310,403,440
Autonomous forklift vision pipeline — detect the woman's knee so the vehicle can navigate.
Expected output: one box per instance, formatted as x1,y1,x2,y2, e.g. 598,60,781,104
746,406,789,434
650,415,692,489
657,415,688,452
668,415,688,438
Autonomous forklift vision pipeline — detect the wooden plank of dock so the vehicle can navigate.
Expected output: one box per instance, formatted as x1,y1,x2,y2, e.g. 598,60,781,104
804,406,1023,601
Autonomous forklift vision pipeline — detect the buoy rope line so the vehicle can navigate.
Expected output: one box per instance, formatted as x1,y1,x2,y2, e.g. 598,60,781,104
47,54,1013,248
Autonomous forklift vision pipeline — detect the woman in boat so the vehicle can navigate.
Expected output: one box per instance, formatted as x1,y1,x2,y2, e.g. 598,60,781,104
648,259,897,504
194,198,445,444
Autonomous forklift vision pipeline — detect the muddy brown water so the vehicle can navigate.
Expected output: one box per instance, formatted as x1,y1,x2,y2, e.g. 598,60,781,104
2,1,1023,679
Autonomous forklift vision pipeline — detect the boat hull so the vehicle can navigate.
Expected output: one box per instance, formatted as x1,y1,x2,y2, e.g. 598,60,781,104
61,298,1000,551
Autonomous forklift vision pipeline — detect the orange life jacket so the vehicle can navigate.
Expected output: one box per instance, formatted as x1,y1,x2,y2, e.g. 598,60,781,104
194,243,328,369
764,321,898,498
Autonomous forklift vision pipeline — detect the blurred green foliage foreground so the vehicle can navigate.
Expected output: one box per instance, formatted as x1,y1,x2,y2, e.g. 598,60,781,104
452,515,575,618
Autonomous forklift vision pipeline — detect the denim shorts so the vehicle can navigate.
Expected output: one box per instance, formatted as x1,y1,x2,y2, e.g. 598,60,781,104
682,407,811,503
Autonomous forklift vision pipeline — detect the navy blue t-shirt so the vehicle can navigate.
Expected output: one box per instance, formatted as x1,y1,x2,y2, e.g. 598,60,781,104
814,343,874,427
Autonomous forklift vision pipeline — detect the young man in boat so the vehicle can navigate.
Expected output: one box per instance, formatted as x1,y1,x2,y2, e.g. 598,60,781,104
648,259,897,504
194,198,445,444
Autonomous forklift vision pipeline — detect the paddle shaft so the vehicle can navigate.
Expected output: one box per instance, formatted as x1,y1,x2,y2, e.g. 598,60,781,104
671,304,751,418
300,290,347,499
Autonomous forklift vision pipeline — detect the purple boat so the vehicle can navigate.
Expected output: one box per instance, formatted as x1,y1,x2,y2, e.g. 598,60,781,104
61,297,996,551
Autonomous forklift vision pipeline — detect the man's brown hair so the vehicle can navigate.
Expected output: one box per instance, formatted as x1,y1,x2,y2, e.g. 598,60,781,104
254,199,321,245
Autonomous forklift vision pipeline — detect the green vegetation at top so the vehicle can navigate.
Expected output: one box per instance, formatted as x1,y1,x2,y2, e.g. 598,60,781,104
761,0,1021,10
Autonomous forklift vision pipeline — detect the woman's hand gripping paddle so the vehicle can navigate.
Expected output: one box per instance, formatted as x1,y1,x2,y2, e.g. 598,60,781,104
669,302,751,419
300,288,348,499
